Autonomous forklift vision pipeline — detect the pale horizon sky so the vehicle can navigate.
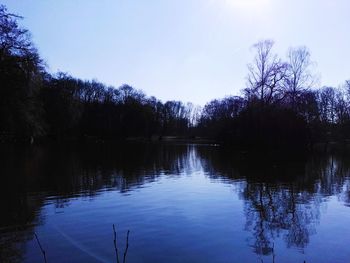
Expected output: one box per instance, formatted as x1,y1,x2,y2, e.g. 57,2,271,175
3,0,350,105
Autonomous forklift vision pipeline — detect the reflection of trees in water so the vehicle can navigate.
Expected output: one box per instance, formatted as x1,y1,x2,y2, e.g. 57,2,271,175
242,182,320,255
0,143,194,196
307,155,350,201
2,145,350,261
0,143,194,262
0,191,46,263
342,180,350,207
196,147,350,256
0,146,46,263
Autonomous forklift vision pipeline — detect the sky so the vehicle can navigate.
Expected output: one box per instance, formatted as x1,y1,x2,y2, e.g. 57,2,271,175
3,0,350,105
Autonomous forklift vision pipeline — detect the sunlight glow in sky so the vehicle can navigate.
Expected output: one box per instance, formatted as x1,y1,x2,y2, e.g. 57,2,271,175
2,0,350,105
225,0,271,10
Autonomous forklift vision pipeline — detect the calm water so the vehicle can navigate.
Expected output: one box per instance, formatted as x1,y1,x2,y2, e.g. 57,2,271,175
1,143,350,263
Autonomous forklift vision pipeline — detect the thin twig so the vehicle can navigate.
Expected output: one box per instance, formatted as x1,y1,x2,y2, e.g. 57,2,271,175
272,242,275,263
123,230,130,263
34,233,47,263
113,224,120,263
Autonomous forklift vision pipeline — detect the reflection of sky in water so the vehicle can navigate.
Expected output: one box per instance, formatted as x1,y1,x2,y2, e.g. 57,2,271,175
1,144,350,263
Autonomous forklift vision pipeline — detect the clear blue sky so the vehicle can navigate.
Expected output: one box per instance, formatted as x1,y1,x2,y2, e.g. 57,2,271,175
3,0,350,105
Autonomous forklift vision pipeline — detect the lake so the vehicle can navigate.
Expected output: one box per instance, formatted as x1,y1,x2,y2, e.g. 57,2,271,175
1,143,350,263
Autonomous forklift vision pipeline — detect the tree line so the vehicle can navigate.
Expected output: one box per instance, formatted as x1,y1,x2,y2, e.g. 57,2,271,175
1,5,350,149
197,40,350,150
0,5,196,142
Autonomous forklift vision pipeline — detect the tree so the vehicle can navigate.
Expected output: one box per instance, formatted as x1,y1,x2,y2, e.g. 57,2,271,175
0,5,44,139
285,46,316,110
334,87,349,125
246,40,288,106
318,87,337,124
0,5,32,58
41,73,84,137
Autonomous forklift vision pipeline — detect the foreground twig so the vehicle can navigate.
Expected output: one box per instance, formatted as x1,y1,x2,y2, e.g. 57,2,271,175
34,233,47,263
113,225,130,263
113,224,120,263
123,230,130,263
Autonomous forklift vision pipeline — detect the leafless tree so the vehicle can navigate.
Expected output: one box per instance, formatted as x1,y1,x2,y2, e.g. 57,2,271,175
318,87,337,124
285,46,316,109
185,102,202,127
0,5,37,60
344,80,350,100
246,40,288,106
334,87,349,125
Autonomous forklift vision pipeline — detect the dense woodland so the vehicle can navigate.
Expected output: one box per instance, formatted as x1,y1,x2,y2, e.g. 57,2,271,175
1,5,350,150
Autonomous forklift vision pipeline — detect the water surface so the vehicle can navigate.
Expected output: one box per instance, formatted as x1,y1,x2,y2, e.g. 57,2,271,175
1,143,350,262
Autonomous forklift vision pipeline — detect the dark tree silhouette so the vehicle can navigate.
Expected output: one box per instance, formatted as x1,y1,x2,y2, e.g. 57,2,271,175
245,40,288,106
2,4,350,149
0,5,44,141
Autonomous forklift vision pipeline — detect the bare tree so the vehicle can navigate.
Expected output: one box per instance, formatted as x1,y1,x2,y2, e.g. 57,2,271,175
0,5,37,60
318,87,337,124
189,105,202,127
246,40,288,106
344,80,350,100
334,87,349,125
285,46,316,109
